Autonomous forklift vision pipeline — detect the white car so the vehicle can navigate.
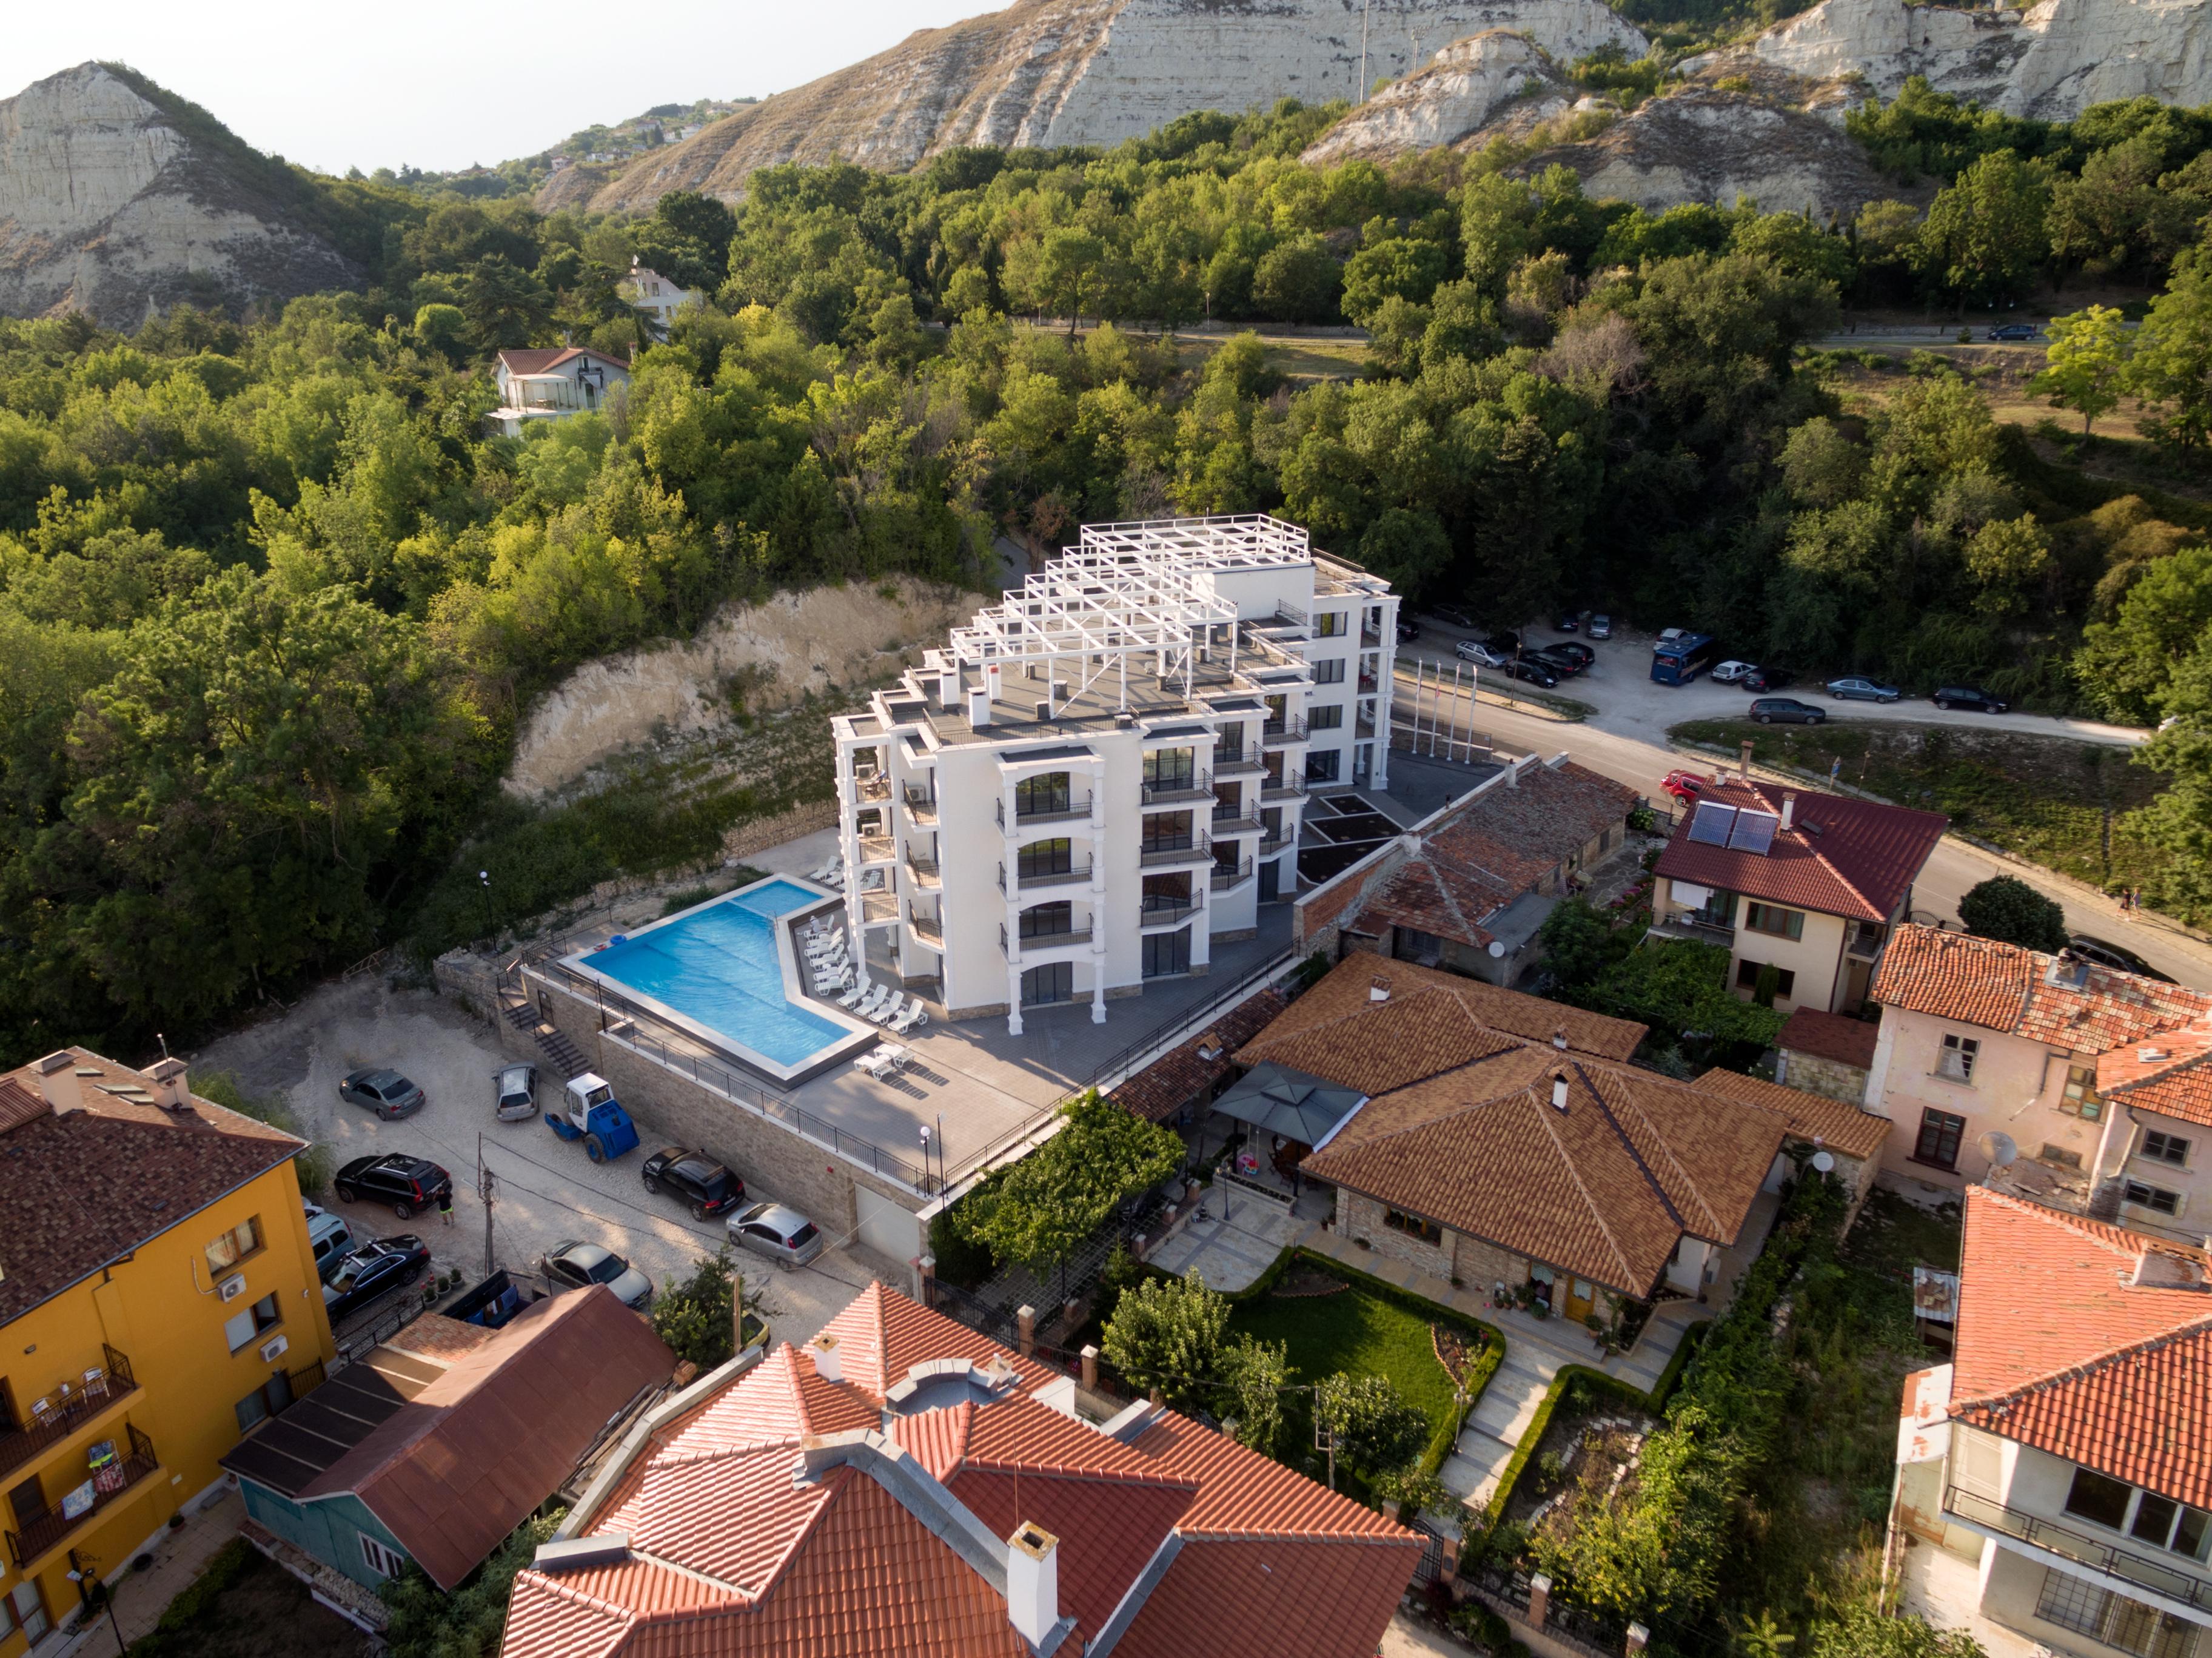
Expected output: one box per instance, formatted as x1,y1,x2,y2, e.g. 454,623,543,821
1711,660,1756,683
1454,639,1509,668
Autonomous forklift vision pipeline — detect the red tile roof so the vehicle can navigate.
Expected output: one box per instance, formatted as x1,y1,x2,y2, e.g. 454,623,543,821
495,346,631,377
1657,778,1946,924
1775,1007,1879,1072
498,1286,1415,1658
1949,1189,2212,1508
1109,990,1289,1123
1691,1068,1893,1161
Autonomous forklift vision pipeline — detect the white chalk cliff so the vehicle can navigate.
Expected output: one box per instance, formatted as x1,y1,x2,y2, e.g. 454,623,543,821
0,63,357,325
1301,31,1587,164
1695,0,2212,120
543,0,1649,213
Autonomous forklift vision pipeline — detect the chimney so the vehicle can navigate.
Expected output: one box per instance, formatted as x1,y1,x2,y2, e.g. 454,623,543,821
938,671,960,709
35,1053,79,1114
968,688,993,729
1738,739,1753,782
147,1057,190,1110
1369,976,1392,1003
1780,793,1795,832
808,1334,843,1384
1006,1522,1061,1648
1551,1073,1570,1112
1552,1027,1567,1052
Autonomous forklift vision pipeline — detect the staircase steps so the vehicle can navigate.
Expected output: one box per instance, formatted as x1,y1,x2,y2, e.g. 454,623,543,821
500,993,590,1081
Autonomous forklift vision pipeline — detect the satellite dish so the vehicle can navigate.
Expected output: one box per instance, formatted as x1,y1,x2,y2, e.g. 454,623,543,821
1810,1150,1835,1174
1487,941,1507,959
1978,1130,2018,1168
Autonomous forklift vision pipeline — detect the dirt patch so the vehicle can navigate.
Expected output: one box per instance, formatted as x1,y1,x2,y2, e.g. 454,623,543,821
1273,1265,1353,1298
506,577,975,797
131,1547,374,1658
1506,1406,1660,1533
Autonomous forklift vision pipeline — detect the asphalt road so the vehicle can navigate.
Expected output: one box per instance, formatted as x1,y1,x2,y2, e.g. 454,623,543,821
1392,666,2212,992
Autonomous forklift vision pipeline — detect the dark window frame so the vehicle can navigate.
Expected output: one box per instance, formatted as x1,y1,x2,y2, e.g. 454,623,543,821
1914,1108,1967,1170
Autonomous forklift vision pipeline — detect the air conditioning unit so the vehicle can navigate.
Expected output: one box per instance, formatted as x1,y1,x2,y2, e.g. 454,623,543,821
218,1275,247,1302
258,1335,289,1364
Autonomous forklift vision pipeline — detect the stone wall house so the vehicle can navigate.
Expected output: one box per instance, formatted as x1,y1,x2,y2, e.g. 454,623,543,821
1775,1006,1880,1104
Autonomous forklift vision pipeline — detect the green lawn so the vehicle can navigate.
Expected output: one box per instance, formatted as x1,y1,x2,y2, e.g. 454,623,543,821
1227,1271,1470,1456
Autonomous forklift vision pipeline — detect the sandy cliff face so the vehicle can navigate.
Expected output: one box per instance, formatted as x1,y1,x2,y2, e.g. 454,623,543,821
0,64,357,325
1300,30,1585,164
552,0,1647,214
1701,0,2212,119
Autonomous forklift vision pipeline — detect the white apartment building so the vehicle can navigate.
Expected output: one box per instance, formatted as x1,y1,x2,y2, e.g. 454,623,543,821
830,515,1400,1032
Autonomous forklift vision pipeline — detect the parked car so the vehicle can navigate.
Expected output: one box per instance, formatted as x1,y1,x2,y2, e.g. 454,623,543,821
1988,323,2040,341
493,1062,538,1123
338,1067,424,1121
1524,646,1586,677
541,1241,654,1309
1711,660,1757,683
1751,697,1828,725
1427,604,1477,629
322,1235,429,1321
1660,769,1714,804
333,1153,452,1220
1483,631,1521,654
641,1146,746,1219
1546,640,1595,668
2066,934,2175,982
1500,658,1560,689
727,1201,826,1269
1743,665,1796,693
1825,676,1902,703
1587,614,1613,639
304,1204,358,1285
1454,639,1508,667
1553,613,1581,633
1932,684,2009,713
1395,618,1421,642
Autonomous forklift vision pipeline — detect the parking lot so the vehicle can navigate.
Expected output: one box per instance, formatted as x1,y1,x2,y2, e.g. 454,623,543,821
193,974,888,1349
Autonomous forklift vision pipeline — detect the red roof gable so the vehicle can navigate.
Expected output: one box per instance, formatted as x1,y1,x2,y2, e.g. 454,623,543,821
1776,1007,1879,1072
1656,777,1946,924
1950,1189,2212,1506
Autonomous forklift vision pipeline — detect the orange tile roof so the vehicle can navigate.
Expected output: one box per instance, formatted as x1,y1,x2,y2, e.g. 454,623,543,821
1109,990,1289,1124
1775,1008,1879,1072
1111,1536,1419,1658
1302,1047,1786,1298
1691,1068,1892,1161
499,1287,1415,1658
1657,778,1946,924
1949,1189,2212,1507
1237,956,1646,1095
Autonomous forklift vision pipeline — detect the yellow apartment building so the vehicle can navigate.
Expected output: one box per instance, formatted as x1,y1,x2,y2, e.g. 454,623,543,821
0,1049,334,1654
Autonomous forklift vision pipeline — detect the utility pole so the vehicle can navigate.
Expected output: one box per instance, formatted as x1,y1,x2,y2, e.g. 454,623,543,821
477,1133,496,1280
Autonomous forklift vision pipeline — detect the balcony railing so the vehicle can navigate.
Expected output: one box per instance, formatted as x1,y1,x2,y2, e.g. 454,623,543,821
904,850,941,887
908,909,943,944
1261,774,1307,800
902,790,938,825
856,834,896,864
7,1423,158,1569
1140,894,1204,928
853,774,891,803
1001,922,1094,955
1944,1487,2212,1612
997,794,1093,828
1655,911,1735,945
1141,774,1213,806
1210,858,1255,891
1141,833,1214,868
1211,810,1263,834
0,1347,137,1481
1846,923,1886,961
1259,833,1290,854
860,890,899,922
1215,751,1266,777
1000,862,1093,893
1262,719,1309,747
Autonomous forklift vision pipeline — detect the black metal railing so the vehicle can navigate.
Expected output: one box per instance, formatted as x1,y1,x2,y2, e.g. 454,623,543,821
1210,859,1255,891
1139,895,1203,927
1262,719,1309,746
1210,808,1262,833
999,862,1093,892
1260,774,1306,799
1141,833,1213,867
0,1347,137,1481
1001,922,1093,955
1140,774,1213,805
997,794,1092,827
6,1423,157,1568
902,791,939,824
908,909,943,943
1945,1488,2212,1611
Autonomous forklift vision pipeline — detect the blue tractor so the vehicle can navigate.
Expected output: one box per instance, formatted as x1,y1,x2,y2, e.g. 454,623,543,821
546,1072,640,1163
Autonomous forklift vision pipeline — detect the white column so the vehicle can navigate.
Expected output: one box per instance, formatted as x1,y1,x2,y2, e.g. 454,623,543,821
1008,955,1025,1036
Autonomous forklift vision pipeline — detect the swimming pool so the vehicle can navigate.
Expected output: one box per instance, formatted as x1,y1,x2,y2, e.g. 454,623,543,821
563,877,865,1079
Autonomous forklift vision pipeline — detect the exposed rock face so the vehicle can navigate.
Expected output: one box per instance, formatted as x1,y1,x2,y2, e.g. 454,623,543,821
549,0,1648,214
1695,0,2212,121
0,64,358,326
1300,31,1586,164
1522,86,1911,217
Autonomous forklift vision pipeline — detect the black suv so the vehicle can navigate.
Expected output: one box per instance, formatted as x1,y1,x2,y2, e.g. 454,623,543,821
1933,685,2009,713
333,1154,452,1220
1427,604,1477,630
1526,645,1587,677
1500,658,1559,689
1743,665,1795,693
339,1067,424,1120
1751,697,1827,725
642,1146,746,1219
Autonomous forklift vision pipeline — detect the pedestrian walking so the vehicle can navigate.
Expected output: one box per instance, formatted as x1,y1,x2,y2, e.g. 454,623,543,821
439,1187,455,1226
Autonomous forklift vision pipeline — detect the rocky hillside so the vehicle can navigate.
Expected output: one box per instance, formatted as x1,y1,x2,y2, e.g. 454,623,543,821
0,64,360,326
538,0,1646,215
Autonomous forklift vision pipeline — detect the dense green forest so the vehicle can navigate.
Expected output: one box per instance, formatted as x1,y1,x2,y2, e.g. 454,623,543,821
9,87,2212,1062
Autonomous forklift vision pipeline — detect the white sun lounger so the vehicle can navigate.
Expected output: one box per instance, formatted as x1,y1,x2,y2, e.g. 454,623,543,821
888,1001,928,1035
837,981,872,1010
859,985,898,1021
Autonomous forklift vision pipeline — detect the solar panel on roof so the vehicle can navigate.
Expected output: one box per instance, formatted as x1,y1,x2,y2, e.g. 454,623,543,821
1687,802,1737,846
1728,810,1780,855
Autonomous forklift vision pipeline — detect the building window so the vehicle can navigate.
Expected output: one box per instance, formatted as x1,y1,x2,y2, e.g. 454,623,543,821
1734,959,1795,999
1143,748,1195,791
360,1535,409,1581
1014,771,1072,816
4,1581,47,1645
1021,901,1073,941
1309,703,1344,731
1306,750,1341,784
204,1215,264,1274
1914,1108,1966,1170
1314,611,1347,637
1142,927,1191,980
1312,659,1346,685
2143,1131,2191,1167
2064,1466,2136,1530
2123,1179,2182,1217
2036,1567,2201,1658
1021,962,1073,1007
1142,812,1194,853
1016,837,1073,880
2039,1144,2083,1169
1382,1207,1443,1245
1692,889,1737,927
1743,902,1804,941
1937,1033,1980,1082
2061,1062,2104,1121
223,1292,283,1354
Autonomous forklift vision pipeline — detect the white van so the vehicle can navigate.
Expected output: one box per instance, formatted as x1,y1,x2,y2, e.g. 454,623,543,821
304,1204,357,1284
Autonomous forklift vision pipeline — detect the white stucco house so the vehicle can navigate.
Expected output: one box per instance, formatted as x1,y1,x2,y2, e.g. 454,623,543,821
621,259,697,333
486,346,631,437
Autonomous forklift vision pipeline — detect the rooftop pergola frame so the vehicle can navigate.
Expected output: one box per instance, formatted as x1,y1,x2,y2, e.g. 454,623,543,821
942,515,1316,713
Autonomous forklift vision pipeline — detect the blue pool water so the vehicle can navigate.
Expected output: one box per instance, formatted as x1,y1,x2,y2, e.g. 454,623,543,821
583,879,846,1067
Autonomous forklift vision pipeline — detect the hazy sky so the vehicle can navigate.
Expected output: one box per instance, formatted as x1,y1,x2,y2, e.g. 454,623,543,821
4,1,990,176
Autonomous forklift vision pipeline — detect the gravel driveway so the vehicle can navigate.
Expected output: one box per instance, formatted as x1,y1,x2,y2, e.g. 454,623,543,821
192,975,893,1349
